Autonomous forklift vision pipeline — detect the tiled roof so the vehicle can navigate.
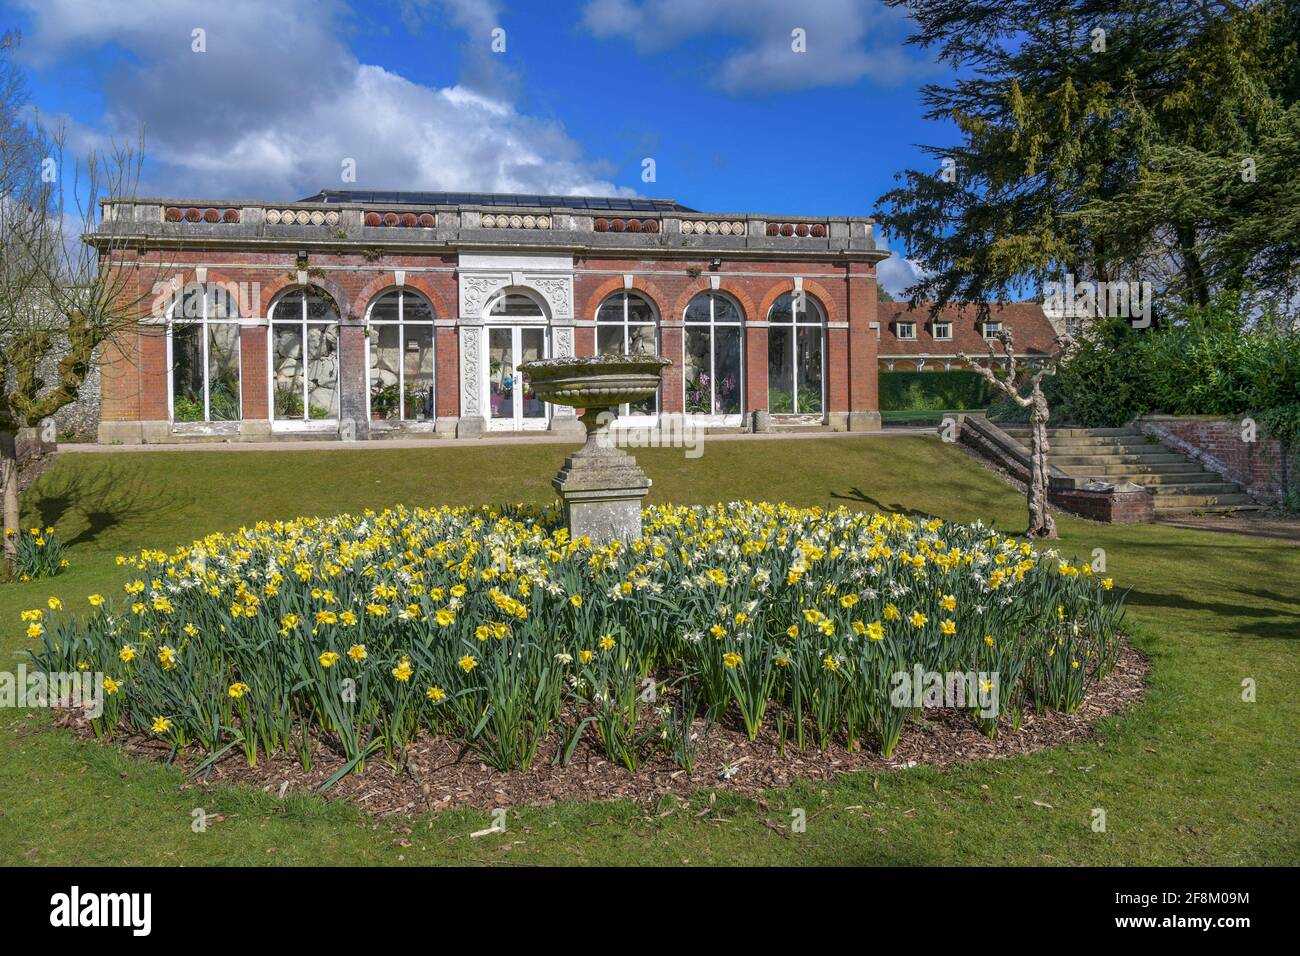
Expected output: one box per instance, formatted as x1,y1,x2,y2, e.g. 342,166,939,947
878,302,1059,357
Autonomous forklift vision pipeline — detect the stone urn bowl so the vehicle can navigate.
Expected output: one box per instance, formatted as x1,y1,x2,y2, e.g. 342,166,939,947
519,354,671,543
521,354,671,434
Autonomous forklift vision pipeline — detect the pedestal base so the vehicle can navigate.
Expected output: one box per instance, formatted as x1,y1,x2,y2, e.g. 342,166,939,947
552,435,651,544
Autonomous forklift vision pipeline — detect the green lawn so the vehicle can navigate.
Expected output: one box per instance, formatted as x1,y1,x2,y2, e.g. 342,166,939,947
1,436,1296,865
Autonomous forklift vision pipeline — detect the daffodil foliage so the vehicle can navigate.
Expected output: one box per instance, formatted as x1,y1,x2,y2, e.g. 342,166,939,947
26,502,1125,778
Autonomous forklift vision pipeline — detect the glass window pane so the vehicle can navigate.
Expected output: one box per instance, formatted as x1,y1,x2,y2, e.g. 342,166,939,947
798,296,824,325
596,296,625,323
714,325,742,414
713,295,740,324
369,325,401,421
273,290,304,321
489,293,543,317
489,328,513,420
306,293,337,323
596,324,623,356
627,323,656,355
306,324,339,419
769,293,794,324
797,327,823,413
273,326,304,420
172,324,203,421
768,325,794,413
207,324,241,421
370,291,401,323
626,295,654,327
403,326,434,420
684,327,712,413
403,292,434,323
519,328,546,419
685,295,711,324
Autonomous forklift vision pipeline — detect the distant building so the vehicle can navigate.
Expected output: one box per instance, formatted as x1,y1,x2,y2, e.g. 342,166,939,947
877,301,1059,372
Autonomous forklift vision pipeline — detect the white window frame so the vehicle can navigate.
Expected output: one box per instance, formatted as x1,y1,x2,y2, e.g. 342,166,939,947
766,291,826,418
365,289,436,428
982,320,1003,339
482,290,551,432
932,321,952,341
896,321,917,340
167,284,243,428
267,288,341,431
682,291,745,426
595,291,659,427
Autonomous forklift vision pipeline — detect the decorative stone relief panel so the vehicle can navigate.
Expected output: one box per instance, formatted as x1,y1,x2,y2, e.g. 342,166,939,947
458,326,482,416
529,277,573,319
552,325,575,357
459,274,511,319
458,271,574,320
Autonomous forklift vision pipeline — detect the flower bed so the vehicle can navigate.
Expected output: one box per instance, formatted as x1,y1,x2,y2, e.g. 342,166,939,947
25,502,1126,785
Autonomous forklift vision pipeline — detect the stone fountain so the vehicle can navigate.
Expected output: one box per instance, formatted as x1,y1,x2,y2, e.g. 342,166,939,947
519,354,671,544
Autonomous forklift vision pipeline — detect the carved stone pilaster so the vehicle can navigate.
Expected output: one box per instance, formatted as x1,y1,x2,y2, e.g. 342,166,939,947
458,325,483,418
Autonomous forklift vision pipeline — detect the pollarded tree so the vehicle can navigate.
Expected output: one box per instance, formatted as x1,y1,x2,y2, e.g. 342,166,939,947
960,328,1072,538
1,31,166,570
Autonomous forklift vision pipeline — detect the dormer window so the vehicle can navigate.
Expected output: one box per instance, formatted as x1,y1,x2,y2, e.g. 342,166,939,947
896,321,916,340
932,321,952,340
982,320,1003,338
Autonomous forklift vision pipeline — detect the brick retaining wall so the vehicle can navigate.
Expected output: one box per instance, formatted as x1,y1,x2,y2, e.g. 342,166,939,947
1139,415,1294,504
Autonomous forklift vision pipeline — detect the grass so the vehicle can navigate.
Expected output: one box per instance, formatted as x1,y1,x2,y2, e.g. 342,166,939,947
1,435,1296,865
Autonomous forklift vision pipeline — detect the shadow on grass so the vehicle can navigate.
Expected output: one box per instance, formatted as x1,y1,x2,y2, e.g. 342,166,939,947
830,487,933,518
1125,587,1300,640
25,460,181,549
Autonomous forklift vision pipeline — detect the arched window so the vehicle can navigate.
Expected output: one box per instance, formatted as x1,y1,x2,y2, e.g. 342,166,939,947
367,289,435,423
596,291,658,419
683,292,743,418
487,292,547,319
170,284,242,423
269,288,340,423
767,292,825,416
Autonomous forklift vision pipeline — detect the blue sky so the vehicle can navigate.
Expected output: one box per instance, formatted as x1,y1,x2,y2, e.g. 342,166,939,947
2,0,958,293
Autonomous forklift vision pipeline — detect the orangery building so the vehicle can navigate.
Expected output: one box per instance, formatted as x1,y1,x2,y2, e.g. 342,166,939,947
92,190,893,442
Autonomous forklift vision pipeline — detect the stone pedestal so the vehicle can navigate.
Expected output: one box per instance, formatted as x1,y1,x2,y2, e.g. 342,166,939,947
549,415,587,439
552,435,650,544
521,354,670,546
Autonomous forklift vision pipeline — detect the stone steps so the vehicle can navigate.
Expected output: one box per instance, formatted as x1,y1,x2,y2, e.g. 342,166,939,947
1000,423,1258,515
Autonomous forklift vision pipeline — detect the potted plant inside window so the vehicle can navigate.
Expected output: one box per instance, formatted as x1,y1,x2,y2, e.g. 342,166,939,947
370,382,400,420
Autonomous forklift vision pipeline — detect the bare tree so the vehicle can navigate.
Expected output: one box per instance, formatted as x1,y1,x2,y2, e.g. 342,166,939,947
959,328,1072,539
1,31,165,570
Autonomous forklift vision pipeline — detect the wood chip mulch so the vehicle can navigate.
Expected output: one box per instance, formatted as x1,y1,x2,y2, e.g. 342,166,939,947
53,644,1147,817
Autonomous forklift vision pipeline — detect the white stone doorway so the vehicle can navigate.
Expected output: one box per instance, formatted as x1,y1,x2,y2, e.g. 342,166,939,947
484,292,550,432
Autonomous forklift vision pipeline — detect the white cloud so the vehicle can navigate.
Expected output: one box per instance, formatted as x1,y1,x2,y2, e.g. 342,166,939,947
580,0,927,94
877,251,927,299
14,0,630,199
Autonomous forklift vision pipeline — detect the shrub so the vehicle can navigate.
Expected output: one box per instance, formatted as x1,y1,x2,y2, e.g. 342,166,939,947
1043,292,1300,430
27,502,1126,779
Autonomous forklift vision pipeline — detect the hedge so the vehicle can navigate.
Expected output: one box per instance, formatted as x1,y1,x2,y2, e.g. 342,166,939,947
879,370,997,412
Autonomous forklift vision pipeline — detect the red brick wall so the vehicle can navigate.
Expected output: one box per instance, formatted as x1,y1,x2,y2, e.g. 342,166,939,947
101,249,875,429
1142,416,1294,503
435,326,458,419
846,267,879,414
240,326,268,419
